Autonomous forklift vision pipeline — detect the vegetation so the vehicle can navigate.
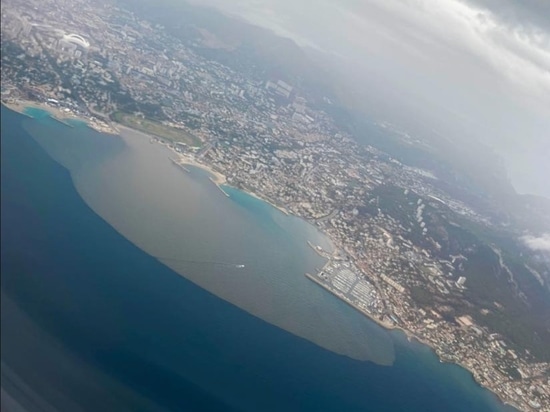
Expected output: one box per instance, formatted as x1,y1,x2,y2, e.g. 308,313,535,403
111,112,202,147
410,286,433,306
362,183,550,361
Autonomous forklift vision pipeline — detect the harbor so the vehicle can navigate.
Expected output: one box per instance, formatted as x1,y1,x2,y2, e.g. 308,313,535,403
305,259,388,327
305,273,375,320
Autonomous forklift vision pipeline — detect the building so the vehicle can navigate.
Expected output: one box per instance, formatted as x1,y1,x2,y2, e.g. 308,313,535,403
265,79,293,99
456,276,467,288
57,33,90,59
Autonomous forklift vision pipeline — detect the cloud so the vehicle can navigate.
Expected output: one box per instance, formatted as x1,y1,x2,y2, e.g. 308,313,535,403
194,0,550,103
463,0,550,32
522,234,550,253
360,0,550,104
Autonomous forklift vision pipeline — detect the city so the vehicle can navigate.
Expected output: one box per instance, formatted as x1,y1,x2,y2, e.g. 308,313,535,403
1,0,549,410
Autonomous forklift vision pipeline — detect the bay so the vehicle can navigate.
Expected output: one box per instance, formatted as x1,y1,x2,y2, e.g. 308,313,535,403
1,105,515,412
21,106,395,365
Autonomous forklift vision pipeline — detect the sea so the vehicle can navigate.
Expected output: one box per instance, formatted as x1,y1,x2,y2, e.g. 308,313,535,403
1,104,516,412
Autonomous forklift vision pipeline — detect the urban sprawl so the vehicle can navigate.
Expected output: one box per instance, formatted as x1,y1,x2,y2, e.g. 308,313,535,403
1,0,549,410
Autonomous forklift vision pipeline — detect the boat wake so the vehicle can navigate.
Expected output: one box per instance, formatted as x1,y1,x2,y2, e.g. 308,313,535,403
154,256,245,268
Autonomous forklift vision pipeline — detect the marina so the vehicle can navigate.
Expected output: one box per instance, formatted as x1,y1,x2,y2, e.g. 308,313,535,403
306,260,383,324
305,273,374,320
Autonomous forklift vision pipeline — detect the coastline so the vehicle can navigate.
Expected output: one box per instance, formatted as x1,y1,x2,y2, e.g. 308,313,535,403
125,118,521,411
3,98,291,218
304,271,519,410
174,153,227,186
1,101,518,411
167,144,291,216
1,99,118,135
235,183,294,216
3,99,69,120
176,154,292,217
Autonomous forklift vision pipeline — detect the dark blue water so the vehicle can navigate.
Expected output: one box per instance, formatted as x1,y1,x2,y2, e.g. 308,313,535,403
1,105,514,412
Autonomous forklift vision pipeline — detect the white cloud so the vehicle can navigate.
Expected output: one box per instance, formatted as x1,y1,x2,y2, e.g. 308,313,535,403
194,0,550,104
522,233,550,253
366,0,550,102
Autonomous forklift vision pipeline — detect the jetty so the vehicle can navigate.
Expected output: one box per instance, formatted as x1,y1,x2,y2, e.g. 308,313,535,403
169,157,190,173
307,241,332,259
209,177,230,197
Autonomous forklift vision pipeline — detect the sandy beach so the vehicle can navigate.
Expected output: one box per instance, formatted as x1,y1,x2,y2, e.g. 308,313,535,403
4,98,289,217
4,99,72,120
238,187,291,216
115,124,227,186
2,99,118,135
176,154,227,185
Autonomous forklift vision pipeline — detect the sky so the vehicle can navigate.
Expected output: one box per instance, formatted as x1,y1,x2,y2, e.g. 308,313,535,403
189,0,550,198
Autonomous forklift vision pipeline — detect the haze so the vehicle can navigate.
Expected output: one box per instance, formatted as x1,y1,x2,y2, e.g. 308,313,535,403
190,0,550,198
